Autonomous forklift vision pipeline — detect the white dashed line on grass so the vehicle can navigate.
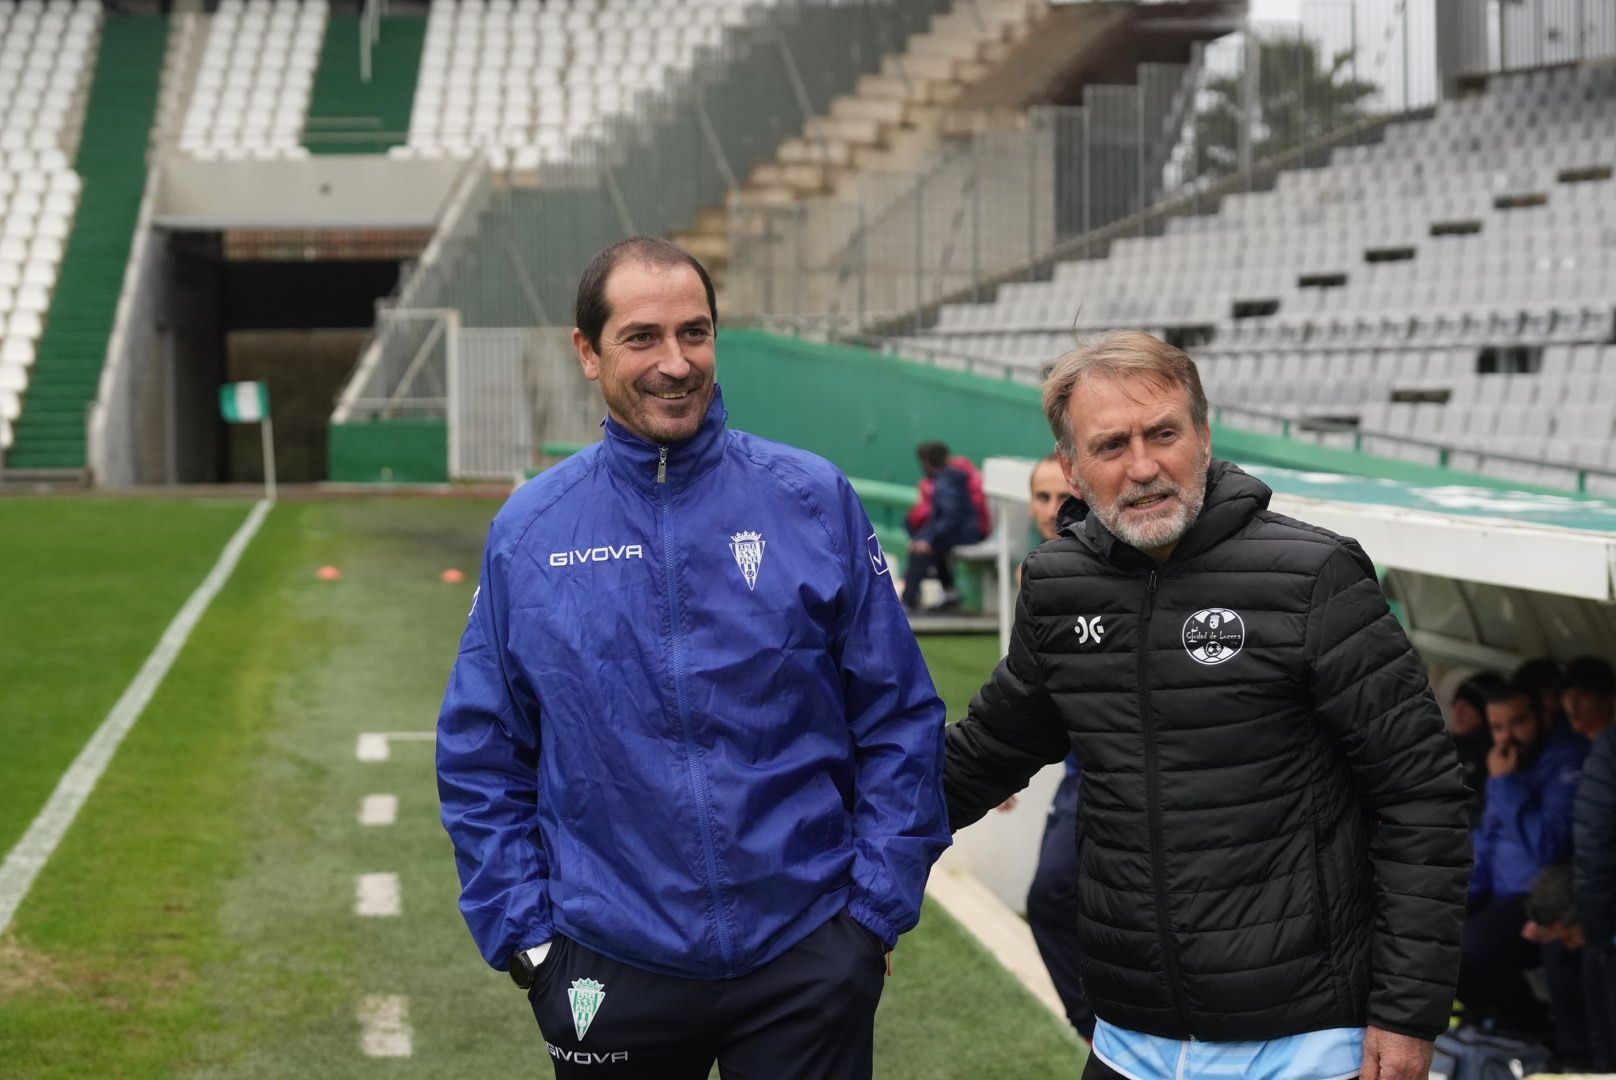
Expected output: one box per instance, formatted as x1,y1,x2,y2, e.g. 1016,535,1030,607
0,499,273,938
355,872,401,917
355,731,435,762
358,994,413,1057
359,794,398,826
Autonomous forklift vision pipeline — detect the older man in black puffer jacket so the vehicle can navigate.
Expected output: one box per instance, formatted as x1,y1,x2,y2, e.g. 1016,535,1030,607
946,331,1472,1080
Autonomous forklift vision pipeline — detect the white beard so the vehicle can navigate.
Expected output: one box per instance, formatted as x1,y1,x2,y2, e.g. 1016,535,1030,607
1077,450,1209,555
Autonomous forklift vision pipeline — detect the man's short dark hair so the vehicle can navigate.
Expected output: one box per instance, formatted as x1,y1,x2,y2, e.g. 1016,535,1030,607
1484,679,1540,715
1453,671,1505,714
1561,655,1616,698
1513,658,1563,699
1526,864,1579,927
574,236,717,352
916,442,949,470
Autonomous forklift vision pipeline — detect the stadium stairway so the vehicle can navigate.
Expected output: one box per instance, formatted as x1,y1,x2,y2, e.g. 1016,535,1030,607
670,0,1049,282
304,14,427,155
6,17,166,473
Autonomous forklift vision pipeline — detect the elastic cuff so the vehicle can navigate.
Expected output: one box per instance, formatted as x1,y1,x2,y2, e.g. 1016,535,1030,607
1366,1015,1444,1042
496,919,554,971
847,900,899,950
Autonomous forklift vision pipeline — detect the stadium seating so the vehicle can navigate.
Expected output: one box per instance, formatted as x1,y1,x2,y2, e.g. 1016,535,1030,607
0,0,98,451
394,0,762,169
177,0,325,161
891,63,1616,490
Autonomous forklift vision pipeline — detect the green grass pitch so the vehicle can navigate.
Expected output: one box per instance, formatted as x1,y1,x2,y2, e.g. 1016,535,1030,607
0,495,1082,1078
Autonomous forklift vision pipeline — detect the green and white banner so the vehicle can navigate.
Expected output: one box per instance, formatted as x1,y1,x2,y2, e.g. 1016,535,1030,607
220,381,269,424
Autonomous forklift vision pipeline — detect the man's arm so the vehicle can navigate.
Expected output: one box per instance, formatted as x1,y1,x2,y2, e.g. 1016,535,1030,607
1305,543,1473,1043
944,569,1072,830
831,479,952,948
437,542,552,970
1575,731,1616,946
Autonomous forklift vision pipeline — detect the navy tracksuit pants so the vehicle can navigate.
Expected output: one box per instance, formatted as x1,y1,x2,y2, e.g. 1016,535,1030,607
1028,768,1096,1041
528,911,885,1079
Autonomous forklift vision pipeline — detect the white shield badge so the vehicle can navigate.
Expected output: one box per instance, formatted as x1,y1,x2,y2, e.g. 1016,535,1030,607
730,530,765,590
568,978,605,1041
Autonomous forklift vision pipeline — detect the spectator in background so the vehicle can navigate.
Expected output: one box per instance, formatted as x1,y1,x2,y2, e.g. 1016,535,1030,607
1562,655,1616,745
1452,672,1507,828
1021,453,1095,1041
1574,711,1616,1071
902,441,986,612
1459,680,1588,1055
1515,657,1566,727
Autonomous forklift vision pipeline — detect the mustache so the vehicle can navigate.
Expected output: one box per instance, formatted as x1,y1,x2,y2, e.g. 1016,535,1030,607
1118,480,1180,508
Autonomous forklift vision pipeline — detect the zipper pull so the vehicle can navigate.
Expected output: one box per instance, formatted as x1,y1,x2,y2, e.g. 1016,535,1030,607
657,446,668,485
1148,570,1158,593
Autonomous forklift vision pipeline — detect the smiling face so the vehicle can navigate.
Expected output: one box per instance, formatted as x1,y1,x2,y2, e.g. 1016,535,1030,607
572,260,717,445
1061,373,1211,561
1028,458,1069,543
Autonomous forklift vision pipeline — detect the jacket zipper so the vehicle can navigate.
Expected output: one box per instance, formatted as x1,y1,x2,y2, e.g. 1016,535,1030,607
1140,569,1193,1034
657,445,737,973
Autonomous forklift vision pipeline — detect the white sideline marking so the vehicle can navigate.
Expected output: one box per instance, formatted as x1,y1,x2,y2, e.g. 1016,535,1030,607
358,994,413,1057
356,734,390,761
359,794,397,827
925,854,1068,1024
356,731,434,762
356,872,401,917
0,499,273,937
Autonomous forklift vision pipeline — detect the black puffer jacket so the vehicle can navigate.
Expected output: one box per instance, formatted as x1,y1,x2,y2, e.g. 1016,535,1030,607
946,460,1472,1042
1574,727,1616,947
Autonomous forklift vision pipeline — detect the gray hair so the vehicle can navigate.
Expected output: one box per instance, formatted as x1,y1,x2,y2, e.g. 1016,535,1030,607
1042,330,1209,455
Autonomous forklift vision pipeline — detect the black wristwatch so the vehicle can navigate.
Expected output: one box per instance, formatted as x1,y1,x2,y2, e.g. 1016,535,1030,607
508,943,549,989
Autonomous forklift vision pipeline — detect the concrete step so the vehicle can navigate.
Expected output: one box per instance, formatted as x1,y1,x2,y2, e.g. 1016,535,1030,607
907,31,989,64
830,94,910,125
736,184,807,207
853,73,921,102
881,52,962,84
803,113,887,146
690,205,729,235
777,136,856,167
850,126,944,173
669,230,729,265
749,159,838,194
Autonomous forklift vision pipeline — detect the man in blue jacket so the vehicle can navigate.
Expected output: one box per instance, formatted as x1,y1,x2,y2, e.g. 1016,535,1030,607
902,441,985,611
436,237,950,1079
1458,680,1588,1052
1574,719,1616,1071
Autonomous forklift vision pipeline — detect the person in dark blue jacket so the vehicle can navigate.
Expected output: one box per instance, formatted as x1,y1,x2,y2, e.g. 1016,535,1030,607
902,441,985,611
1020,453,1095,1041
1574,723,1616,1071
1458,680,1589,1055
436,237,950,1079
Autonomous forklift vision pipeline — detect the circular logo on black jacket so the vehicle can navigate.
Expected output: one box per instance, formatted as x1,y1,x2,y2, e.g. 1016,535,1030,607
1182,608,1245,665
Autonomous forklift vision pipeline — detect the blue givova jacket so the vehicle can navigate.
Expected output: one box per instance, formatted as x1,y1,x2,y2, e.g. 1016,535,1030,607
437,389,950,979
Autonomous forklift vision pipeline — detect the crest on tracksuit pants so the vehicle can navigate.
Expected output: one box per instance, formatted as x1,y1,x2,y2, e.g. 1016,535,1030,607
568,978,605,1040
729,531,765,590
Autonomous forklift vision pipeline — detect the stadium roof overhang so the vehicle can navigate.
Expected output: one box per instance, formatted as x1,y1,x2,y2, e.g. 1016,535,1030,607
982,458,1616,670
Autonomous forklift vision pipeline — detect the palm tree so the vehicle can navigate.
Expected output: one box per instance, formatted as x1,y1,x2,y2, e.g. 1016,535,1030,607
1192,35,1380,180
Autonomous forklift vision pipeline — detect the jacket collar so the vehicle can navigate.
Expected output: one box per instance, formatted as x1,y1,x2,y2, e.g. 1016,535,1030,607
1060,458,1271,568
602,385,729,491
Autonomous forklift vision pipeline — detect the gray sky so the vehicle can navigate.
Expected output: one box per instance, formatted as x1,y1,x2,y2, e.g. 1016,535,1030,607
1249,0,1303,19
